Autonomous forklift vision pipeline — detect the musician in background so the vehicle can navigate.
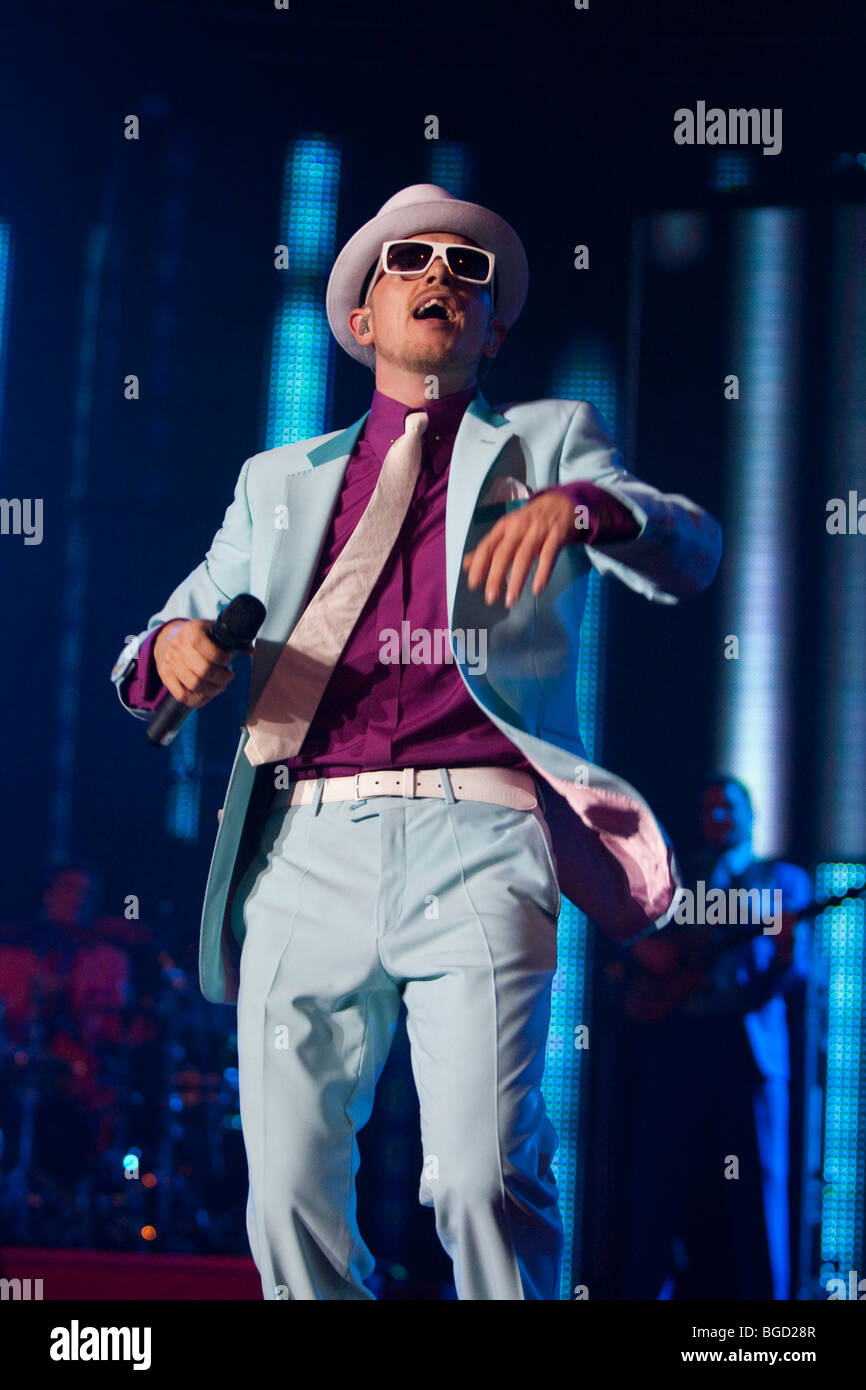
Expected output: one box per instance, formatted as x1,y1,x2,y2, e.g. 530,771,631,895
619,776,811,1300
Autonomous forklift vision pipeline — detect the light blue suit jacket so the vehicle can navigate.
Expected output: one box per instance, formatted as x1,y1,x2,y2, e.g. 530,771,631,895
111,391,722,1004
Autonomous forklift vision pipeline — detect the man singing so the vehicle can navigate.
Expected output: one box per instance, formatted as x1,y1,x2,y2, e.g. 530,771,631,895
111,183,722,1300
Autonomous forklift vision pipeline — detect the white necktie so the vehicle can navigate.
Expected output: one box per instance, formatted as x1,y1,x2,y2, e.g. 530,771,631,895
244,411,429,766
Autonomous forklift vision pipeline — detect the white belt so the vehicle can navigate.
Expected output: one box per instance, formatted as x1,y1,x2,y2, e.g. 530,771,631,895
269,766,539,811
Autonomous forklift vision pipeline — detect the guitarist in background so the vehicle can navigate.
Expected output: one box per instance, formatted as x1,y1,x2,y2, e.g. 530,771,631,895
619,776,811,1301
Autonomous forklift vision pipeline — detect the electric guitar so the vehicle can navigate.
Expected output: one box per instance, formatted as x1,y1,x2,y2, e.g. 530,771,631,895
617,884,865,1024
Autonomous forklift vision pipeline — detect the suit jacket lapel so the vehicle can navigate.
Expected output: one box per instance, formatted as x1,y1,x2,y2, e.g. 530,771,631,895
445,391,516,622
247,411,369,711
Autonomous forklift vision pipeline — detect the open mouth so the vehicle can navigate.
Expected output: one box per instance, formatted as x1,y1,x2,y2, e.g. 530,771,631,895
412,298,457,323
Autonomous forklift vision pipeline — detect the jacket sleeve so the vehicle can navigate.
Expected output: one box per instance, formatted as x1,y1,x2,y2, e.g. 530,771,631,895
110,457,254,720
531,479,642,545
557,401,722,602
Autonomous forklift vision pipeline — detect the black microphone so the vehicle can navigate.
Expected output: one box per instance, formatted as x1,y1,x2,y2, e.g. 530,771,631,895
146,593,266,748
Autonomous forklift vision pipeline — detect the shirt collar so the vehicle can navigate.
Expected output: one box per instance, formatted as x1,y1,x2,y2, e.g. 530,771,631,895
363,384,478,475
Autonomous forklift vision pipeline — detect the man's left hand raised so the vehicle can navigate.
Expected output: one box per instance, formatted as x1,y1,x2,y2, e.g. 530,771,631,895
462,492,577,608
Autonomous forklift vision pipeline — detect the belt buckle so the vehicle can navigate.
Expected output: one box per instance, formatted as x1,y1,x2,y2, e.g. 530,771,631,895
402,767,416,798
353,772,362,801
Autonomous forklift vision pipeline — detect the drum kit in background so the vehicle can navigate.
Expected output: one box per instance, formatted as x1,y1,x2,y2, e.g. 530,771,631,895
0,929,249,1251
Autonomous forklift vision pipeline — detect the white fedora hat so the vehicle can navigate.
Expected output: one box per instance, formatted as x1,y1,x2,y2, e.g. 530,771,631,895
326,183,529,364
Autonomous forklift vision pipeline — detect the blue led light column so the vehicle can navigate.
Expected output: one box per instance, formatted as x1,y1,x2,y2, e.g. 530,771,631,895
264,137,341,448
0,223,11,460
545,335,617,1300
49,226,109,866
818,207,866,856
814,863,866,1294
813,206,866,1295
164,718,200,842
427,144,473,200
151,141,199,843
717,209,805,855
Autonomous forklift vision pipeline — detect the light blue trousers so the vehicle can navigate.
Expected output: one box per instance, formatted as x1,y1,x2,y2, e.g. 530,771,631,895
230,768,564,1300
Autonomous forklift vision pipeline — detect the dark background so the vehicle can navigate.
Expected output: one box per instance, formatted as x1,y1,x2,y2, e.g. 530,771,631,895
0,0,861,1294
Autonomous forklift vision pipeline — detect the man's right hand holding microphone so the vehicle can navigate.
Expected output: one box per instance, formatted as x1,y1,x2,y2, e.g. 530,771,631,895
153,618,253,709
146,596,265,747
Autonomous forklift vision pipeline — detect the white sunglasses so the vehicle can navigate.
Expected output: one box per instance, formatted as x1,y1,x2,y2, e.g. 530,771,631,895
366,239,495,302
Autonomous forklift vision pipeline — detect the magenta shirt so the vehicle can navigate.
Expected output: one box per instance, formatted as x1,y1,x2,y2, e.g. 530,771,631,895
125,388,639,778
